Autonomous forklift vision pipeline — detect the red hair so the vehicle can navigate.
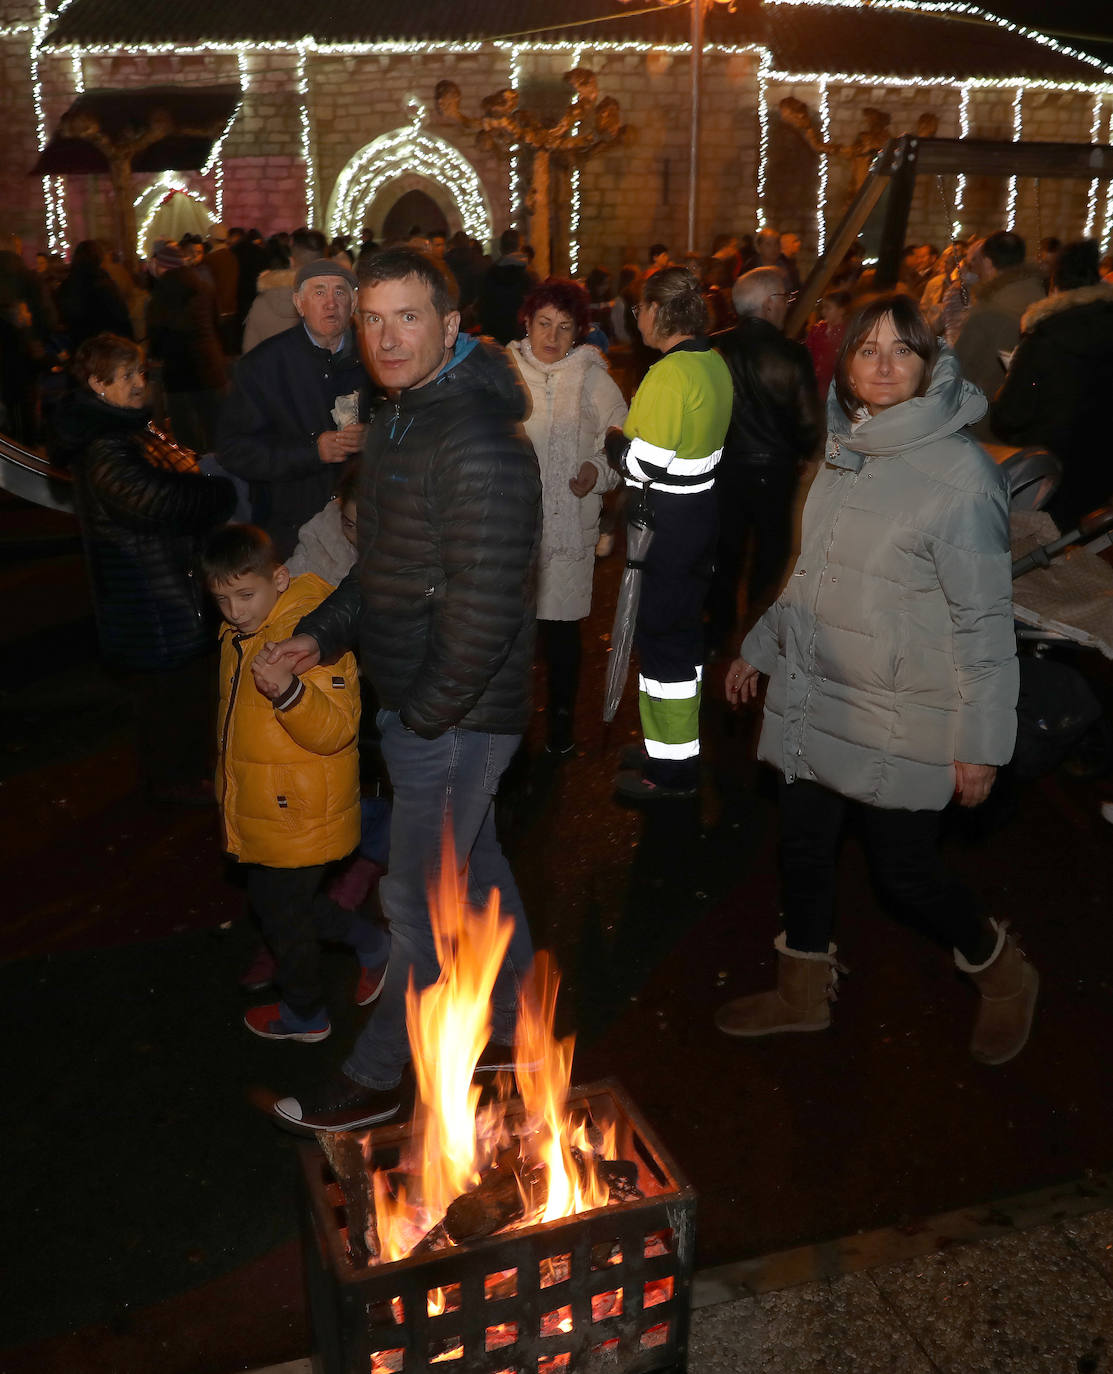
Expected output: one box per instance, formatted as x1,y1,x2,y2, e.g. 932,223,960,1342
518,278,591,343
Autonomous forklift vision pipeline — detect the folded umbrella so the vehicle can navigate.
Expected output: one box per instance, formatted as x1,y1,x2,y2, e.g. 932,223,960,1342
603,486,655,723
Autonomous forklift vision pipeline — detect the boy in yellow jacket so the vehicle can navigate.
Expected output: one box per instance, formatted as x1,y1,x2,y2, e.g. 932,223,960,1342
203,524,385,1042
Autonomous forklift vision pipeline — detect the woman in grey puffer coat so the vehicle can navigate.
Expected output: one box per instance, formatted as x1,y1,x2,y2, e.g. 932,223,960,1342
716,293,1037,1066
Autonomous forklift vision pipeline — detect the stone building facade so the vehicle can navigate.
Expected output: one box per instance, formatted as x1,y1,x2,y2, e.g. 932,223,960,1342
3,0,1112,274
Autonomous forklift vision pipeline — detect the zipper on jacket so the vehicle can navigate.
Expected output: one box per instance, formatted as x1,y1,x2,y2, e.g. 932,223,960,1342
218,634,248,806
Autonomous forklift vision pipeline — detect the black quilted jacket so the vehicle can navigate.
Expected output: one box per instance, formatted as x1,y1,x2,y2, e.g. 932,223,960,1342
298,336,541,738
52,391,235,671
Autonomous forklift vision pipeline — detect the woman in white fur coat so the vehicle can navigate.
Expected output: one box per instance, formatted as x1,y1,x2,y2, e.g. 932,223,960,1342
508,280,628,756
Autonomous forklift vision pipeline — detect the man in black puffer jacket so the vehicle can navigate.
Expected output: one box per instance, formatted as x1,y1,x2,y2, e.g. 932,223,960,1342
261,247,541,1134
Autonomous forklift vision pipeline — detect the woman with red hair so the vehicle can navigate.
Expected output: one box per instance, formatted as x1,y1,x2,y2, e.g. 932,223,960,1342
508,279,627,756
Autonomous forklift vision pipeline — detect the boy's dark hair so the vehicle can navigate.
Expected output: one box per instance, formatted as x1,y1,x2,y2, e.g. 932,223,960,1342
1052,239,1101,292
202,524,279,584
356,245,459,316
649,242,668,260
983,230,1026,271
834,292,938,419
499,227,522,255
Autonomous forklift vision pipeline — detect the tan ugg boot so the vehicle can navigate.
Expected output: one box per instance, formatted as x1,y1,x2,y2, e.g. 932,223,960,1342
715,933,842,1037
955,919,1039,1066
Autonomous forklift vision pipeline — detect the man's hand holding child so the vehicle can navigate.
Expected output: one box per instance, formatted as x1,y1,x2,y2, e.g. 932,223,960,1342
252,656,294,702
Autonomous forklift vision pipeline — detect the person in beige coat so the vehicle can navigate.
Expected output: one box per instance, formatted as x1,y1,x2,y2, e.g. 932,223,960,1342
718,293,1036,1067
508,279,627,755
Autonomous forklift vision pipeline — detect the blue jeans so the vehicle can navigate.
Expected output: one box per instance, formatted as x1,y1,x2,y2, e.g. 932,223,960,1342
343,711,533,1090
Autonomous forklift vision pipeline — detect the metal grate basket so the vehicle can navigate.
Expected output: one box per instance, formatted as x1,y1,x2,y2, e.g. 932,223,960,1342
300,1079,698,1373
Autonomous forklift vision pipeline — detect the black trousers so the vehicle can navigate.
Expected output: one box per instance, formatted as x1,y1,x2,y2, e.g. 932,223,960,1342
636,487,718,787
538,618,582,721
706,459,798,643
778,777,991,965
245,863,355,1018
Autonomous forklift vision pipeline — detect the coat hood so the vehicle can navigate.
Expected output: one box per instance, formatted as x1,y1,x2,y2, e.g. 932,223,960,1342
49,388,151,468
1019,281,1113,338
256,267,296,293
970,261,1045,312
391,332,529,422
824,345,986,472
217,570,332,644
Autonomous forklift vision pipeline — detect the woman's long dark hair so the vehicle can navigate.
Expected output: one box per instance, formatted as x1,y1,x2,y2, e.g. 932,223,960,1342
833,292,937,418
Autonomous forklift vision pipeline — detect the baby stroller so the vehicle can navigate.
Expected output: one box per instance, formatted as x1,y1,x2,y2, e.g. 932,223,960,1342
997,447,1113,782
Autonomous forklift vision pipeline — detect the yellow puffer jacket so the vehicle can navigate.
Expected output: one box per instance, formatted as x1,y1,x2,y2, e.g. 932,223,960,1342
216,573,361,867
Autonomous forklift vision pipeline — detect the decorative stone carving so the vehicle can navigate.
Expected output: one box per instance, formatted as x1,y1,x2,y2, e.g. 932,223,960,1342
434,67,631,275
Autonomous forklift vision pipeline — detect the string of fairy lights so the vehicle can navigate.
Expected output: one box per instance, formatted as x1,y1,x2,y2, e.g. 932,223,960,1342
13,2,1113,259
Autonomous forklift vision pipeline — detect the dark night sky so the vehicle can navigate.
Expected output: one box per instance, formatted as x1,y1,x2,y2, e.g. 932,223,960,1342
977,0,1113,61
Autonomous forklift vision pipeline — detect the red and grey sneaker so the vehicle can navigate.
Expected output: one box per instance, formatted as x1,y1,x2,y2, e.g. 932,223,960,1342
355,960,388,1007
244,1002,331,1043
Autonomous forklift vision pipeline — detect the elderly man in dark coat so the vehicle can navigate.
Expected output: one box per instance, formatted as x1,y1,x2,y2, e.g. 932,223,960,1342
705,266,821,653
216,257,369,559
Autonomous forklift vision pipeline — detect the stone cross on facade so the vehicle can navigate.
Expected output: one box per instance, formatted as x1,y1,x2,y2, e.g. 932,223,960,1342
435,68,631,276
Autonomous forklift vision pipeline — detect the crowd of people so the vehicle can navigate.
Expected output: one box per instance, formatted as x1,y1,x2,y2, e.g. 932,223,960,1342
6,203,1113,1132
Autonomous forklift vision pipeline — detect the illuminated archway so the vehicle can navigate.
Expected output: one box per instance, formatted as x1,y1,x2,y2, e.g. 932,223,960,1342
326,128,491,245
134,175,212,257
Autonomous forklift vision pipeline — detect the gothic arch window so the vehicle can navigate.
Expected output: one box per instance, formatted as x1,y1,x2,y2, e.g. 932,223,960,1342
326,129,491,246
134,176,212,257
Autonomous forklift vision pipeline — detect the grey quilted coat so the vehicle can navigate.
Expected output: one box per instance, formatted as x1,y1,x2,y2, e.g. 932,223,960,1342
741,346,1018,811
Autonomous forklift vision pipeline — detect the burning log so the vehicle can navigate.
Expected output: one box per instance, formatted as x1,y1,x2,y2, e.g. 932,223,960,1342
317,1131,379,1263
443,1161,548,1243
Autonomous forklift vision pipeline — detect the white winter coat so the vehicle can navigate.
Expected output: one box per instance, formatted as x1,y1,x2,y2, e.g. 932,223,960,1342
508,341,627,621
742,346,1018,810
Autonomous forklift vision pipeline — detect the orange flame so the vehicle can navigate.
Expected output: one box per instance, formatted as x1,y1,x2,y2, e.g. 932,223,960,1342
368,827,616,1260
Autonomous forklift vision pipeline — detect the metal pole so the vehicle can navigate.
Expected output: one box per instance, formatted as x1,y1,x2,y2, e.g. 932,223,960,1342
688,0,703,257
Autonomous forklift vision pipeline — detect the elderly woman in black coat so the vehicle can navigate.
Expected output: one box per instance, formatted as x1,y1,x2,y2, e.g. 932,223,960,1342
52,332,234,801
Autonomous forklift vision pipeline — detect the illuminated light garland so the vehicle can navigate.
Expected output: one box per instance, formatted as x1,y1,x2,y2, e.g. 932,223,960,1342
1103,107,1113,254
70,52,82,92
27,15,1113,260
327,127,491,244
296,43,316,224
756,48,772,228
570,44,583,278
1085,92,1103,238
134,173,211,257
509,45,522,226
816,75,829,254
766,0,1113,77
953,81,970,238
1005,85,1022,230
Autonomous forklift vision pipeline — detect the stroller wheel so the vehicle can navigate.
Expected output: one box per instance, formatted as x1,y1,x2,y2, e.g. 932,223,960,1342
1061,716,1113,782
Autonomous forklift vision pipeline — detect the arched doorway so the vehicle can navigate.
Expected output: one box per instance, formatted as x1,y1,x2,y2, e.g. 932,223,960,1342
326,128,492,248
135,174,212,257
382,189,448,244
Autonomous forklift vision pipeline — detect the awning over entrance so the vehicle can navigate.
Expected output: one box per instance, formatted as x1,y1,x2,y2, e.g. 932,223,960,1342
31,85,241,176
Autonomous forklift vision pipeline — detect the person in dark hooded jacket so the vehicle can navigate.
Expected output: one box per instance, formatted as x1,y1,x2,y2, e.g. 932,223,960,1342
257,248,541,1135
51,333,235,800
990,239,1113,529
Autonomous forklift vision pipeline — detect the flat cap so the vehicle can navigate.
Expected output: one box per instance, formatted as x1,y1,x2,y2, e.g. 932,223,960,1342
294,257,357,291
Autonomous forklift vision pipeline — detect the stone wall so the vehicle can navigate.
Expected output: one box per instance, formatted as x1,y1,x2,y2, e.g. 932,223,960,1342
2,23,1111,274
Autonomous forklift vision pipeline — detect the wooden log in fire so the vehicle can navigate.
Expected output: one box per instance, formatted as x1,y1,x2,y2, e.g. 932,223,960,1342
317,1131,379,1263
443,1162,548,1243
